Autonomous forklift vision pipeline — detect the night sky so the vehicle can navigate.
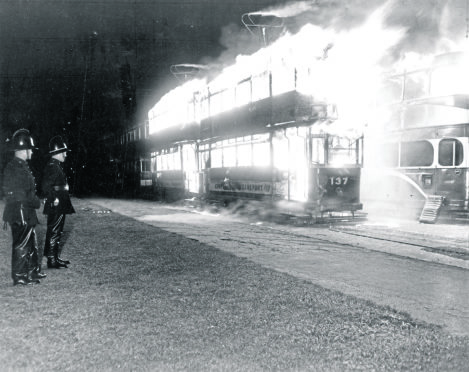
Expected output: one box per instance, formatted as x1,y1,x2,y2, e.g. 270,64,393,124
0,0,290,136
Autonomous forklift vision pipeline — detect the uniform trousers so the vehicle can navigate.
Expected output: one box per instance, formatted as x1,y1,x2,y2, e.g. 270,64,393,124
44,213,66,258
10,223,39,282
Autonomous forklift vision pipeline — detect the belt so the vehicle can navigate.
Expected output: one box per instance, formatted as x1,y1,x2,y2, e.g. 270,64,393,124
53,185,69,191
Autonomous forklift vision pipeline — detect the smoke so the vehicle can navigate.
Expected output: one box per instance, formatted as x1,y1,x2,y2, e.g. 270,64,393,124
199,23,258,74
262,0,320,18
201,0,468,72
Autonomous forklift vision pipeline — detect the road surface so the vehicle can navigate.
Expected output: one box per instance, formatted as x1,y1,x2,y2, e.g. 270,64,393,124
89,198,469,336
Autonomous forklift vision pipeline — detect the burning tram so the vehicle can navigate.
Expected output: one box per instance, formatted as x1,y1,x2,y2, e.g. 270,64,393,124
146,25,364,217
363,51,469,222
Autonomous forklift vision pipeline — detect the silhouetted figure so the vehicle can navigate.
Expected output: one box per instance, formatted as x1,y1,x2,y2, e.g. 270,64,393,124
2,129,43,285
42,136,75,269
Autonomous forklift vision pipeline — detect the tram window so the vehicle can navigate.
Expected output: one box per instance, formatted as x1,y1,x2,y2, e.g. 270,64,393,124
439,139,463,166
157,155,163,171
151,154,157,172
211,148,223,168
236,80,251,106
193,95,202,122
252,133,270,142
141,159,151,172
272,67,295,96
198,150,210,170
210,91,222,116
400,141,433,167
210,88,235,115
252,72,270,102
172,151,182,170
252,141,270,166
327,136,357,165
200,97,209,120
224,146,237,167
311,138,325,164
237,143,252,166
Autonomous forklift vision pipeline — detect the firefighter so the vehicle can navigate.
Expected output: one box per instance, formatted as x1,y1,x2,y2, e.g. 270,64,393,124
2,129,44,285
42,135,75,269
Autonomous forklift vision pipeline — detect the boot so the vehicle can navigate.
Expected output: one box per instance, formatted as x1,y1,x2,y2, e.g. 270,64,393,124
57,257,70,265
31,268,47,279
47,256,65,269
13,273,33,286
13,273,39,285
27,268,41,284
56,259,68,268
57,244,70,265
31,237,46,279
13,277,33,286
48,243,67,268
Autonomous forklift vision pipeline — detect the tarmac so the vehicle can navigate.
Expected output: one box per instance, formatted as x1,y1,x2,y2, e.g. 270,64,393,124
87,197,469,336
88,197,469,271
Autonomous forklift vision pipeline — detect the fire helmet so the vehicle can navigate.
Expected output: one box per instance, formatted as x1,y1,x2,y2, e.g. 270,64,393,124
49,135,71,155
10,129,37,151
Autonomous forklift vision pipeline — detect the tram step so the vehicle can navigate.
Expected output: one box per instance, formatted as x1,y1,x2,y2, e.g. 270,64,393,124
419,195,445,224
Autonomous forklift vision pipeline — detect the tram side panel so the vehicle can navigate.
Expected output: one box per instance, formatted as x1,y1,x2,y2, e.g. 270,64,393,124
310,167,362,213
204,166,286,204
154,170,185,202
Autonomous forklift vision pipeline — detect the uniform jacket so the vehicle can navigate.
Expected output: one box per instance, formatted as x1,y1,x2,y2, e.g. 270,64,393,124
2,157,40,225
42,158,75,215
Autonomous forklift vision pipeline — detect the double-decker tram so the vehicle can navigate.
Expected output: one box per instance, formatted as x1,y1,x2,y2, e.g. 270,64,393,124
147,26,364,218
364,51,469,222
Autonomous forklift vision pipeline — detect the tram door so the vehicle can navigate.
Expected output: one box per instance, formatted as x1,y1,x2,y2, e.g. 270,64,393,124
272,128,309,202
433,138,467,202
182,143,199,194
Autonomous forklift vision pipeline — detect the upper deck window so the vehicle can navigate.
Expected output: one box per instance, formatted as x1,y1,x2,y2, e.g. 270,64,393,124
236,80,251,106
271,57,295,96
400,140,433,167
438,139,463,166
251,71,270,102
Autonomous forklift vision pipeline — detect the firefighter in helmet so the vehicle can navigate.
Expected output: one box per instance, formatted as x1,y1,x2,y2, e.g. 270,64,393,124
2,129,44,285
42,135,75,269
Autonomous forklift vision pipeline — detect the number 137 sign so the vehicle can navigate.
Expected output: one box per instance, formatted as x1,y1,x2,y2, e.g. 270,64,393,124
329,176,349,186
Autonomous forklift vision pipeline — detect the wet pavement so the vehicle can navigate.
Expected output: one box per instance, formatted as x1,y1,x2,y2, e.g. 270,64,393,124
87,197,469,336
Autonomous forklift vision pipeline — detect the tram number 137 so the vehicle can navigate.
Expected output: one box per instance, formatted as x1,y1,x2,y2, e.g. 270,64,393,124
329,176,349,186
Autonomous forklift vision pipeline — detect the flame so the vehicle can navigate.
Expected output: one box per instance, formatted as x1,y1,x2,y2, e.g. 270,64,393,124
149,78,207,134
149,1,405,136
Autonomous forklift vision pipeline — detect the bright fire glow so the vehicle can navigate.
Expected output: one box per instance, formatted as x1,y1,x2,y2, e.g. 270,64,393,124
149,78,206,135
148,1,405,136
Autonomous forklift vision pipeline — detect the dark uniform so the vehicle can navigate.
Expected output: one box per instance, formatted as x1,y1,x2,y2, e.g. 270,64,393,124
42,136,75,269
2,129,43,285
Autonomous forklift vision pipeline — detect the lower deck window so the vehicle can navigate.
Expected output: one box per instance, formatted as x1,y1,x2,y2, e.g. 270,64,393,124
400,140,433,167
438,138,463,166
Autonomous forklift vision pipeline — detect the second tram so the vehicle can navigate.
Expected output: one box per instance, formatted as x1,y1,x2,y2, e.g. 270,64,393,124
363,51,469,222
